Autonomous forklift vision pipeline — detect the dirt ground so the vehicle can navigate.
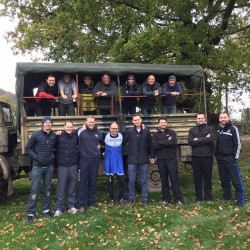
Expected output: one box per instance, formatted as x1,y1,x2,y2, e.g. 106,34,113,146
241,135,250,141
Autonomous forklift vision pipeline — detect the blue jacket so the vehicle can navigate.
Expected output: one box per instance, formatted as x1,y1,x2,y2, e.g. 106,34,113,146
161,82,183,106
215,121,241,160
26,129,57,167
77,125,102,159
56,131,79,167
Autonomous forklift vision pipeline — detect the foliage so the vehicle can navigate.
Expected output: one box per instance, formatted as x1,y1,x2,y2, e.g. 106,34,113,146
0,0,250,113
0,140,250,249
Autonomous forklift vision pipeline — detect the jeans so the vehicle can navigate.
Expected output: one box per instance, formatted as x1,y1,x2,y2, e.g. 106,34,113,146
58,102,75,116
161,104,177,114
128,163,148,201
27,165,54,215
141,109,153,115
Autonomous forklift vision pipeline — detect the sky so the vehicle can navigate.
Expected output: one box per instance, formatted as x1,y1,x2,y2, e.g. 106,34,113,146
0,17,248,120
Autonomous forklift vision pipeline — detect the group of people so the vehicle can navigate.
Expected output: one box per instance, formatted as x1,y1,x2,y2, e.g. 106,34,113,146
33,73,183,116
25,112,245,224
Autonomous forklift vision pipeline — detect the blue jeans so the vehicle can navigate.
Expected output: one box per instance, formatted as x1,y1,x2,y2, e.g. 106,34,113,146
141,109,153,115
27,165,54,215
161,104,177,114
128,163,148,201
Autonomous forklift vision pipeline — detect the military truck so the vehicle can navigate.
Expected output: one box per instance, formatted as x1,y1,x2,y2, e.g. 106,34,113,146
0,62,206,196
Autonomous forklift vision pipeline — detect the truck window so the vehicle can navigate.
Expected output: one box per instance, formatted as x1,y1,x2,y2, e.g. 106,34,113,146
2,107,12,123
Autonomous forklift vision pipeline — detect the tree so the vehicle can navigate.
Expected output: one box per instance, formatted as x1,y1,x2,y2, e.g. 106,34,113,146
1,0,250,113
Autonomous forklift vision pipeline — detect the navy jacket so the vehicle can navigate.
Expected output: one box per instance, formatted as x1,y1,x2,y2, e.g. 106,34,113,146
161,82,183,106
26,129,57,167
56,131,79,167
188,123,214,157
215,121,241,161
124,126,154,164
152,128,177,160
122,81,141,108
77,125,102,159
140,81,161,110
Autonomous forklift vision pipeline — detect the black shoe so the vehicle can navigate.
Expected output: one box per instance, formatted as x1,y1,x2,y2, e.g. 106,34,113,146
25,215,34,224
43,212,53,218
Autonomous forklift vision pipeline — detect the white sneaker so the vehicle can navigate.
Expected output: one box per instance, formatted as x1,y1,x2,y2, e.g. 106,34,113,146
54,210,62,217
68,207,78,214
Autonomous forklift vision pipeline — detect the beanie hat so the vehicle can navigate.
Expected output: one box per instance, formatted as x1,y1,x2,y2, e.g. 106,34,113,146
168,75,176,81
42,116,52,124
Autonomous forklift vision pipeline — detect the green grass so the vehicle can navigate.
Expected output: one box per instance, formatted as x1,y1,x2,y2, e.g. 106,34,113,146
0,141,250,250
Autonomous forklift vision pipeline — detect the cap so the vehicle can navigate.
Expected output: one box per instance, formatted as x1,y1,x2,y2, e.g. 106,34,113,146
42,116,52,124
168,75,176,81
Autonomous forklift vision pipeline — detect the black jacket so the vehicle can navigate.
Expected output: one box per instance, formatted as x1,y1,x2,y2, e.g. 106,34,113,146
152,128,177,160
215,121,241,160
124,126,154,164
26,129,57,167
122,81,141,107
188,123,214,157
56,131,79,167
140,81,161,110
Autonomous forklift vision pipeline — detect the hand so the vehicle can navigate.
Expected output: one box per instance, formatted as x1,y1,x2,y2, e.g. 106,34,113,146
96,91,103,96
168,136,172,140
72,94,77,99
154,90,159,96
193,138,198,141
101,92,108,96
206,134,210,137
62,94,67,99
150,158,155,164
56,130,63,135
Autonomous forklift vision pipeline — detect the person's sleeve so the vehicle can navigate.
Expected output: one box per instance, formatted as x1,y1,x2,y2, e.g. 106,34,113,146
162,83,171,95
93,82,101,96
142,84,154,96
25,133,38,160
233,126,241,159
147,131,155,158
106,82,117,96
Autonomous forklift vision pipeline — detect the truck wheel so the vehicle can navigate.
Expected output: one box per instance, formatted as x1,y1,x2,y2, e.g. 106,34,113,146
148,164,161,193
0,155,8,199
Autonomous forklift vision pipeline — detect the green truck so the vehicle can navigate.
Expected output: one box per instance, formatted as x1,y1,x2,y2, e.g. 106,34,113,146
0,63,206,197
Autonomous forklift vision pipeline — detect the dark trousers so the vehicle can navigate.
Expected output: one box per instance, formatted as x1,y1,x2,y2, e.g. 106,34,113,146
55,165,77,212
35,103,52,116
107,175,125,201
217,159,245,206
192,156,213,201
157,159,182,202
58,102,75,116
77,158,100,207
122,105,136,115
100,109,110,115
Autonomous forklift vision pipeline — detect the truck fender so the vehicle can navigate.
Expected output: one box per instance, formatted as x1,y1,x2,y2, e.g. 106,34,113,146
0,155,14,196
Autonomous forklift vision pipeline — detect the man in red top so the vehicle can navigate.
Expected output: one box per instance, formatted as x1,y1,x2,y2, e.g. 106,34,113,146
35,74,58,116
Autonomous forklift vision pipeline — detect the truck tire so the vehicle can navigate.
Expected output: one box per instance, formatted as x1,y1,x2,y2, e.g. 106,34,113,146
147,164,161,193
0,155,14,198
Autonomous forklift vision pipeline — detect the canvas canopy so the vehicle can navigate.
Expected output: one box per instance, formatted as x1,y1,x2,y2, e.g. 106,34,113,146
15,62,206,129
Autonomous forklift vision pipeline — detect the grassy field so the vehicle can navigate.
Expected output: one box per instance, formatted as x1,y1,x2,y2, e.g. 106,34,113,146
0,140,249,250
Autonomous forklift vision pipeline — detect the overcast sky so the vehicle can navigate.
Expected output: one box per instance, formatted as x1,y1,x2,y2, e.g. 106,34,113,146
0,17,31,93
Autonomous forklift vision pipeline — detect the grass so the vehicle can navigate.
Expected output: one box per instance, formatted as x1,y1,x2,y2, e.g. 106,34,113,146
0,140,250,250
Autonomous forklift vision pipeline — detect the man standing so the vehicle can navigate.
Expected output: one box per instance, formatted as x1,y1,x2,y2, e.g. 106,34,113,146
152,117,182,207
93,74,117,115
54,121,79,217
124,114,155,206
77,116,102,212
102,122,125,206
35,74,58,116
188,113,214,203
25,116,57,224
215,112,244,208
161,75,183,114
58,74,78,116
